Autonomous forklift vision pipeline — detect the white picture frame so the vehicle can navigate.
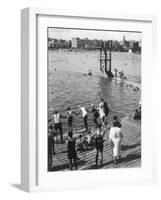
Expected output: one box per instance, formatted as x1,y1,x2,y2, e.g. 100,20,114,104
21,7,157,192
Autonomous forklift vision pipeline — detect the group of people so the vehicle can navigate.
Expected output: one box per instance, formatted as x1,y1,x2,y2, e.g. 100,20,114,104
114,68,125,79
134,104,141,120
48,98,110,143
48,98,124,170
64,115,122,170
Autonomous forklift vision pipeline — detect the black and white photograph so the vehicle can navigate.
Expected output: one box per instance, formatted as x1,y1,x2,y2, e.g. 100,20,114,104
47,27,141,172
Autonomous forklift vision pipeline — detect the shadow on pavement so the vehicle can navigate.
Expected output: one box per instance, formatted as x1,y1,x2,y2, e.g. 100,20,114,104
121,143,141,151
49,159,87,171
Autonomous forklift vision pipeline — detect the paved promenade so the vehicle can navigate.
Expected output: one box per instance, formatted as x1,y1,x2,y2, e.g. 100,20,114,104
49,117,141,171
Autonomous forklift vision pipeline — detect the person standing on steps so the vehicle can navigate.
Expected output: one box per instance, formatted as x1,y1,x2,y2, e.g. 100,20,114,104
66,106,77,131
99,98,109,125
94,124,106,168
48,110,66,143
66,131,78,170
91,104,99,126
109,119,123,164
78,105,89,131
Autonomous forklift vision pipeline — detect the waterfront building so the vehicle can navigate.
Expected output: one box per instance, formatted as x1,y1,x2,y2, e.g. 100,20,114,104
48,38,71,49
122,35,126,46
112,40,120,51
72,37,80,48
129,40,135,49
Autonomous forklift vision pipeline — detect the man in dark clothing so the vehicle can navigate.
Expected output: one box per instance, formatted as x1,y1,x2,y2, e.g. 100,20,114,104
94,124,106,168
67,131,78,170
100,99,109,118
91,104,99,126
104,101,109,118
67,107,73,131
48,124,56,154
48,128,55,170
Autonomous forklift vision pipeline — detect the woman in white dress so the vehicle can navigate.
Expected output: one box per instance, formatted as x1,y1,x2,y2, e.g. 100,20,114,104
109,120,123,164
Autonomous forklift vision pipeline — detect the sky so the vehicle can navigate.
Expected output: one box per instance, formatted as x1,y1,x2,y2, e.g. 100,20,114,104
48,28,141,41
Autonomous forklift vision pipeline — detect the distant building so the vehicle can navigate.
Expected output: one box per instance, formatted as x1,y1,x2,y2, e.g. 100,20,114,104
48,38,71,49
48,36,141,52
134,41,139,49
72,38,100,49
129,40,135,49
122,35,126,46
72,38,80,48
112,40,120,51
93,39,101,48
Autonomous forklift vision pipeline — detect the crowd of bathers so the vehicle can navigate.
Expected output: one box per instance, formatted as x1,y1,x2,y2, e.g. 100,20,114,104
114,68,126,79
48,98,109,143
48,98,140,170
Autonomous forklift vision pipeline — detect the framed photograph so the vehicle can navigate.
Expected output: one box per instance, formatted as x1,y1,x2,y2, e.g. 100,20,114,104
21,8,156,192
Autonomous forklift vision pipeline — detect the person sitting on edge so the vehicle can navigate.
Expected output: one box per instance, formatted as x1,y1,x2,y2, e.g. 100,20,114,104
85,129,93,146
48,110,65,143
66,131,78,170
84,129,97,148
76,134,88,151
112,115,122,128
